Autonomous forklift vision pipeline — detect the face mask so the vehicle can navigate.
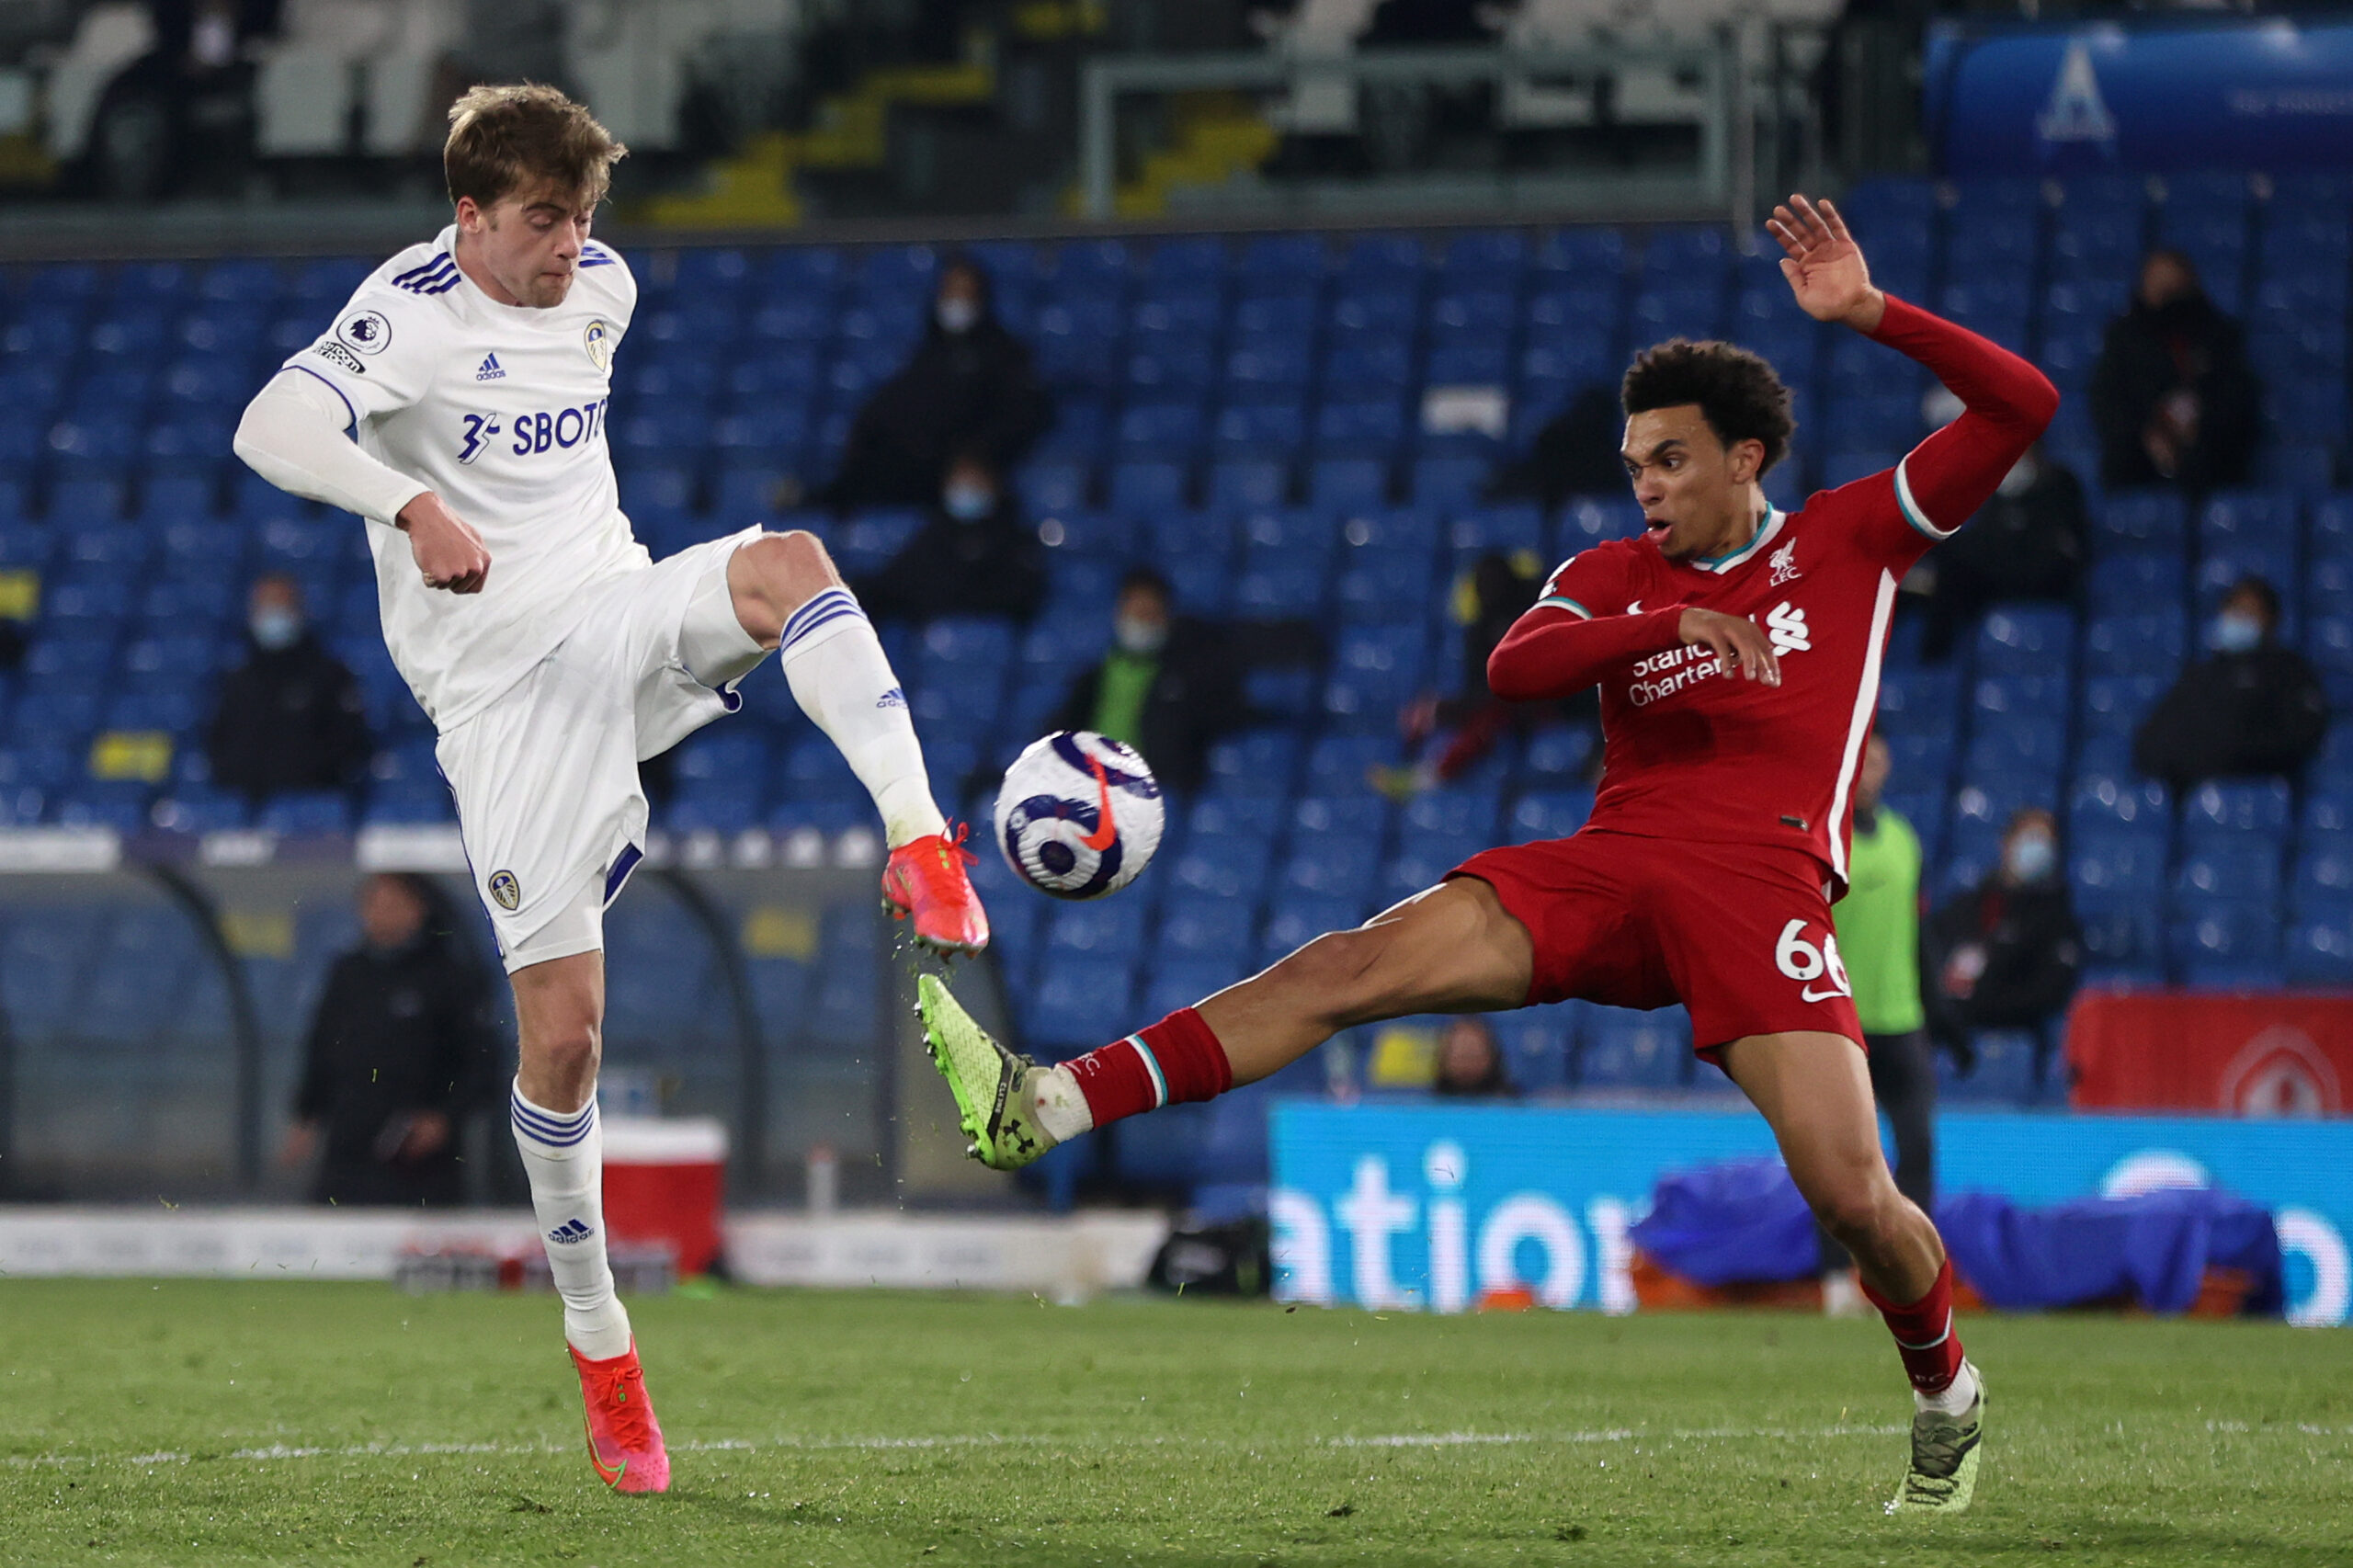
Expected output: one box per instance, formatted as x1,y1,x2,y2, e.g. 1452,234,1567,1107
2211,611,2263,653
1997,454,2039,497
2005,834,2056,884
936,298,979,335
1114,616,1167,656
943,483,993,521
251,608,301,650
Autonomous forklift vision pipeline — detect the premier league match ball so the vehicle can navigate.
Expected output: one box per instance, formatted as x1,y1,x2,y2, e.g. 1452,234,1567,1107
994,732,1165,900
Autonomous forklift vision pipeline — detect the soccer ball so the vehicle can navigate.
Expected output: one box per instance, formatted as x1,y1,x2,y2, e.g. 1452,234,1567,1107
994,732,1165,900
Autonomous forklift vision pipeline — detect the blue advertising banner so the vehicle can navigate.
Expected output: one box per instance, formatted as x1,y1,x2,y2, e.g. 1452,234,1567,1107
1924,18,2353,176
1267,1102,2352,1326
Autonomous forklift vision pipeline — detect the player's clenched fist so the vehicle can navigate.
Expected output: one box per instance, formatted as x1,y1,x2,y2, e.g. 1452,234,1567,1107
396,492,492,594
1679,607,1781,687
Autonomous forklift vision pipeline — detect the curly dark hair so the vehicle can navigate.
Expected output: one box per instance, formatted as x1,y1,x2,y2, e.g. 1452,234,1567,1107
1621,338,1796,475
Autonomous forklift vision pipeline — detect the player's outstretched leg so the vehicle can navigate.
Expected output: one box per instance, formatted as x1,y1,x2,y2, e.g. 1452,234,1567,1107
922,879,1531,1169
724,531,986,953
511,954,671,1494
1722,1032,1984,1515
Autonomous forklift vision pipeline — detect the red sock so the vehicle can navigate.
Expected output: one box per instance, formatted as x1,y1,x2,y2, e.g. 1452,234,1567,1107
1064,1008,1233,1128
1862,1258,1966,1394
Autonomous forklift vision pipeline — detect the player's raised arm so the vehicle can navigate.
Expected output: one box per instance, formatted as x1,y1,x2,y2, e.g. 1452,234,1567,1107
1770,193,2059,539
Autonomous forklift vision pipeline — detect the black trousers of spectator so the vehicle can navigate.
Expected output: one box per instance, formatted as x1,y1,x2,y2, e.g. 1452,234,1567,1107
1817,1028,1938,1273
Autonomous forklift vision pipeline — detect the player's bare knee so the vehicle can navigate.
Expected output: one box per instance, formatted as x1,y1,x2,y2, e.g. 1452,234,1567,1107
1807,1178,1889,1250
1279,926,1396,1022
730,529,840,641
524,1017,602,1103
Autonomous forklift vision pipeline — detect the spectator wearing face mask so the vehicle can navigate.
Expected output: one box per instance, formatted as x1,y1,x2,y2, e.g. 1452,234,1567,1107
1911,437,2088,663
205,572,374,811
1923,808,2082,1062
812,255,1053,514
851,453,1047,627
2089,248,2261,494
2133,576,2330,795
1048,566,1324,796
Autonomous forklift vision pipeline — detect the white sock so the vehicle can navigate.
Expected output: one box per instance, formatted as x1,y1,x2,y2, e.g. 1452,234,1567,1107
1918,1359,1978,1417
510,1083,633,1361
1029,1064,1092,1143
778,587,947,848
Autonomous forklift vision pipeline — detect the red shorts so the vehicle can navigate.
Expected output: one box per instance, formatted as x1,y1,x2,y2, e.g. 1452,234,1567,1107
1449,828,1864,1059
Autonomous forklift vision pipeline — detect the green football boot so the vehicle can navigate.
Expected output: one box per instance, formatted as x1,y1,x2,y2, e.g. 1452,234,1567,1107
1890,1361,1985,1515
916,973,1051,1171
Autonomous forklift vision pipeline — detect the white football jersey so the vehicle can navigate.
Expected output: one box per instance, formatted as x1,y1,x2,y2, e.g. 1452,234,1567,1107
284,226,647,728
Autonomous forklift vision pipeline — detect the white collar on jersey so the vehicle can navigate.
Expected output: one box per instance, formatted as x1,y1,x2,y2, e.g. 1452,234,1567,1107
1688,505,1786,574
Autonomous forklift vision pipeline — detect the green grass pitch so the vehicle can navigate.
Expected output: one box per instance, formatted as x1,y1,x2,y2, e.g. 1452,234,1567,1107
3,1279,2348,1566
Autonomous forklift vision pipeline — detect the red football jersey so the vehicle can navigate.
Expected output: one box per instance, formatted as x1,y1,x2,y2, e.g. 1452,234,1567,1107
1535,473,1937,885
1489,296,2060,892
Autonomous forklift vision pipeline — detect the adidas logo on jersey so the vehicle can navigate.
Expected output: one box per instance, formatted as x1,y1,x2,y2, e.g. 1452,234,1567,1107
476,353,506,381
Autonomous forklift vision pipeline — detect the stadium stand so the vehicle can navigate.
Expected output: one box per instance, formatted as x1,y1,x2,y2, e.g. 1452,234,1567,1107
0,170,2346,1164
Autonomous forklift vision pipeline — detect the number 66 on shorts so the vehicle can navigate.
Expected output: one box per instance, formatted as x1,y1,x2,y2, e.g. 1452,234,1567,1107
1775,918,1854,1004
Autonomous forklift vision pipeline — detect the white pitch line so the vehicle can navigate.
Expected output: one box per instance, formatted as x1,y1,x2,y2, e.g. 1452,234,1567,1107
10,1419,2344,1473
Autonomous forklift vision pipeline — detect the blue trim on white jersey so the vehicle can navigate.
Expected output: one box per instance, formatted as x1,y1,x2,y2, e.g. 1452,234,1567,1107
393,255,461,295
603,843,643,907
579,244,617,267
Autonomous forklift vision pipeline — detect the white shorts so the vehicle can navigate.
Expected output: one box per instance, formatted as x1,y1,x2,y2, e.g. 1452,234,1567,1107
438,527,769,972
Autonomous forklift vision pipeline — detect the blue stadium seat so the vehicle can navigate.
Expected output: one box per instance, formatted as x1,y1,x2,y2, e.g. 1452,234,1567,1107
2072,831,2168,901
1303,732,1389,793
1381,835,1485,902
1139,959,1238,1022
1290,793,1384,842
2174,843,2281,906
2078,674,2167,735
2287,915,2353,985
2182,778,2293,840
2291,835,2353,911
2077,903,2164,985
1117,402,1204,453
1308,458,1388,509
1280,836,1379,903
1261,896,1360,962
1975,605,2075,676
1322,621,1424,727
2094,492,2188,547
2082,610,2188,677
2069,774,2171,835
1508,790,1593,843
1206,459,1288,512
1938,1030,2043,1106
1524,725,1597,780
2170,901,2285,987
1026,960,1143,1045
1455,1014,1560,1099
1577,1007,1691,1091
257,790,352,836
